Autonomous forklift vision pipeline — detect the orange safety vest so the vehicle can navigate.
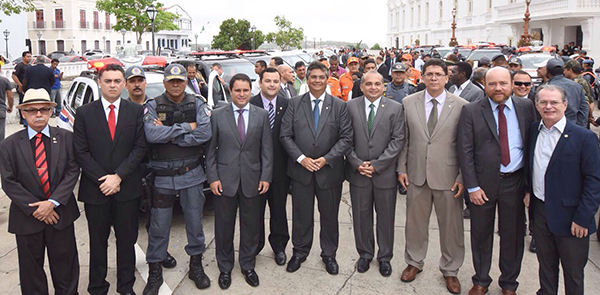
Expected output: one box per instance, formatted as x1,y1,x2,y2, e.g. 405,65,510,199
583,71,596,87
407,67,422,85
328,76,342,98
339,72,354,101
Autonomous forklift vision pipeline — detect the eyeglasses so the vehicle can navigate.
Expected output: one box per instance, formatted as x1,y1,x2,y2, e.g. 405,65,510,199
22,107,52,114
536,100,562,106
514,81,532,87
424,72,446,79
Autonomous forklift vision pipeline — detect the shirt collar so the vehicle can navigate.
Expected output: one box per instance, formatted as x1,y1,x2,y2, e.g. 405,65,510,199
458,80,470,91
232,102,251,112
260,93,277,109
425,89,447,105
488,96,514,112
309,91,326,102
27,125,50,140
365,96,382,109
538,115,567,133
101,97,121,110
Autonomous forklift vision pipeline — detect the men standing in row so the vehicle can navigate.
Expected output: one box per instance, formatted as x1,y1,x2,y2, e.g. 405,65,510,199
450,62,485,103
250,67,291,266
142,64,212,294
528,84,600,295
383,63,416,104
73,64,147,295
458,67,536,295
346,71,405,276
545,58,588,127
1,89,81,295
280,61,353,274
11,51,31,125
277,64,297,99
397,58,467,294
207,74,273,289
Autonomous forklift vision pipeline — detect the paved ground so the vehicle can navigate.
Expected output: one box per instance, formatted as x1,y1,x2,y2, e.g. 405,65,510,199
1,118,600,295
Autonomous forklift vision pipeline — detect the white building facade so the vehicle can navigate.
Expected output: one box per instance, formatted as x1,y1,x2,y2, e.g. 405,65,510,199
387,0,600,57
25,0,192,55
155,5,193,51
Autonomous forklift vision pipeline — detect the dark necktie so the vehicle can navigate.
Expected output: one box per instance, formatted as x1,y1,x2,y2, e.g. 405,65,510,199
237,109,245,143
498,104,511,166
368,103,375,135
427,98,438,136
34,133,50,199
108,105,116,140
268,102,275,130
191,79,200,94
313,99,321,132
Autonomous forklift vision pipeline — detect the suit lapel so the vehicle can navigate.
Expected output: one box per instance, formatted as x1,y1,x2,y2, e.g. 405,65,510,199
18,130,41,184
547,122,572,170
244,105,258,148
94,100,112,141
225,104,242,146
112,99,127,147
431,94,456,137
370,97,388,137
316,95,332,137
357,97,369,139
301,94,316,137
512,97,528,143
414,93,428,137
529,123,540,174
49,127,60,182
481,97,500,143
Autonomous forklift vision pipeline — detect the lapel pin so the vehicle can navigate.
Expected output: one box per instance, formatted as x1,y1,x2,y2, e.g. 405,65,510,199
280,106,283,110
381,104,385,108
326,106,329,110
52,137,57,143
564,134,569,138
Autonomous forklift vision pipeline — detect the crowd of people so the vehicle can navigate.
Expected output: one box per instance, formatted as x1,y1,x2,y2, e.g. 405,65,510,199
1,44,599,295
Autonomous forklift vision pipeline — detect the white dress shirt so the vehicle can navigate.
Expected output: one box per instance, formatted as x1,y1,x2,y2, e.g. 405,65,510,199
424,89,447,123
532,116,567,201
100,97,121,124
364,96,381,118
231,102,250,135
296,91,326,163
453,80,470,97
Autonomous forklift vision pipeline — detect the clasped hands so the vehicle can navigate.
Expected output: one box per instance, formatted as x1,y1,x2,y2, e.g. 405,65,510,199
29,201,59,225
210,180,270,196
99,174,122,196
357,161,376,178
300,157,327,172
398,173,464,198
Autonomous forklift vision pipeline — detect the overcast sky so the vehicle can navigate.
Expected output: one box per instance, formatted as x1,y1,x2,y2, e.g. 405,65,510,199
163,0,387,46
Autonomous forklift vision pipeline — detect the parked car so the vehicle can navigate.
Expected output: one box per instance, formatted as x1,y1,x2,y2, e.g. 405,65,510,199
58,55,88,63
48,51,73,59
519,53,560,86
466,48,503,66
12,55,51,65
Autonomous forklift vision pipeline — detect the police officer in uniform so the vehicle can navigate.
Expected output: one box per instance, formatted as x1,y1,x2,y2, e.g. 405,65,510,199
142,64,213,294
582,60,596,88
383,62,416,104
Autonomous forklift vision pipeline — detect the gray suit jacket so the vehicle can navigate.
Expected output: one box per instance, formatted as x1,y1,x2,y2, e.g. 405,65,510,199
280,92,353,188
206,103,273,197
346,96,405,189
277,82,298,99
397,91,468,190
449,81,485,102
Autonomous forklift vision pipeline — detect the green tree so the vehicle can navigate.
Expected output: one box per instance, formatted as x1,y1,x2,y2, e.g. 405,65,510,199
265,16,304,51
96,0,179,45
371,43,381,50
211,18,264,50
0,0,35,23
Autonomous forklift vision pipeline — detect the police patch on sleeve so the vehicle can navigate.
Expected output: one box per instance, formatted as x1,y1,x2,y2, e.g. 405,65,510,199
204,106,212,117
143,114,152,122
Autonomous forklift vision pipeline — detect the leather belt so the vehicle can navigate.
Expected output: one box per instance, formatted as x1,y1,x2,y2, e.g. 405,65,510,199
499,168,522,179
154,159,201,177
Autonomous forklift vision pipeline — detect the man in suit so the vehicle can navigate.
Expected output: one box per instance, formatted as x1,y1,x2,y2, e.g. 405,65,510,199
545,58,588,127
277,64,298,99
280,61,353,274
23,55,55,95
187,64,208,98
528,84,600,295
250,67,291,266
346,71,405,277
376,55,390,81
397,58,467,294
457,67,536,295
211,63,230,102
206,73,273,289
0,88,80,295
73,64,147,295
450,62,485,103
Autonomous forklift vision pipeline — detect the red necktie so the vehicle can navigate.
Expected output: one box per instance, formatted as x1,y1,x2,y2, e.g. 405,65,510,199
498,104,511,166
108,104,116,140
34,133,50,199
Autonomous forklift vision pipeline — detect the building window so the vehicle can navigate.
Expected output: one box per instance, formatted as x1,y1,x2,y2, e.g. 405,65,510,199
106,40,111,53
54,9,63,29
93,11,99,29
439,1,443,21
468,0,473,15
35,10,44,29
81,40,87,52
105,13,111,30
94,40,100,50
57,40,65,51
80,10,87,29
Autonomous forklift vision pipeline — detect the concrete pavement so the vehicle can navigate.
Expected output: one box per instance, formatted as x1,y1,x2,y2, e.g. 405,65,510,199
0,119,600,295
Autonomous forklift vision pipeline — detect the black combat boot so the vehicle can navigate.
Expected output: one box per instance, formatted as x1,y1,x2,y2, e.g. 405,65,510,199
143,263,163,295
189,255,211,289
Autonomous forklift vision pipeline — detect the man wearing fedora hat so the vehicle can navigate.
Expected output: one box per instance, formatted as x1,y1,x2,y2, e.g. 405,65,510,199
0,88,81,295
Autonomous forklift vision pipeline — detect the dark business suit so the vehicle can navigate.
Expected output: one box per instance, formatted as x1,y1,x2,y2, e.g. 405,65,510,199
23,63,55,94
277,82,297,99
206,103,273,272
0,126,80,295
457,96,536,291
377,64,390,81
345,96,405,262
73,98,147,295
250,94,291,254
280,92,353,259
529,120,600,295
188,77,208,98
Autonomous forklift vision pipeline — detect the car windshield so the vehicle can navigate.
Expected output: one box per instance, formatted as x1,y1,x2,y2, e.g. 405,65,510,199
467,50,501,61
458,49,472,57
519,55,554,69
435,49,452,57
120,81,194,100
220,60,258,81
58,56,74,62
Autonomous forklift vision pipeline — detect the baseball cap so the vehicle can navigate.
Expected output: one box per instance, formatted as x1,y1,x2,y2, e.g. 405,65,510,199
391,62,407,72
564,60,581,69
491,53,506,62
478,56,491,66
508,57,522,65
347,57,359,64
546,58,564,70
360,52,370,59
580,50,587,55
125,65,146,80
164,64,187,81
582,59,594,65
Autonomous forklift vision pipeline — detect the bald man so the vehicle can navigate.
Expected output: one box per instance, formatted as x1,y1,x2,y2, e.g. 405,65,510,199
278,65,297,99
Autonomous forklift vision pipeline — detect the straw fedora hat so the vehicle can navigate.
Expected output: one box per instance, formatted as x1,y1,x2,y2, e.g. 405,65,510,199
16,89,57,109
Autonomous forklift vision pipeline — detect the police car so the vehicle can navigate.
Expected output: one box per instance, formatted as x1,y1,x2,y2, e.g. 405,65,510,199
57,70,194,131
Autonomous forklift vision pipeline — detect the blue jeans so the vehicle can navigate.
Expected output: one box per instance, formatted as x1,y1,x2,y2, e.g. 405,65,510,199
50,89,62,115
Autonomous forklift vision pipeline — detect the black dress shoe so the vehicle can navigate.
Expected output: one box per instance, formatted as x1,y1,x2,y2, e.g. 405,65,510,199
286,256,306,272
242,269,260,287
120,293,136,295
162,252,177,269
275,251,287,266
379,261,392,277
529,237,537,253
218,272,231,290
323,257,339,275
356,258,371,273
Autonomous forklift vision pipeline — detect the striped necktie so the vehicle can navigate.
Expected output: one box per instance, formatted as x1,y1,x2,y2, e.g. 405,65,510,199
268,102,275,131
34,133,50,199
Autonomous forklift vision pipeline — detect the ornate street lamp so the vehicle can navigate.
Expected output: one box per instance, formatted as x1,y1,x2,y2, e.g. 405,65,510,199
519,0,533,47
37,31,43,55
251,25,256,50
3,29,9,58
449,7,458,47
145,4,157,55
194,33,198,51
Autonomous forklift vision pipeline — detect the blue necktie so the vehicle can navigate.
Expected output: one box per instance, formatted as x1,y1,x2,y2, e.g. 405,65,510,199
313,99,321,133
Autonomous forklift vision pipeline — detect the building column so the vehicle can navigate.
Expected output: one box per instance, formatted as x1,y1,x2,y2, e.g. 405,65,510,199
581,17,598,56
